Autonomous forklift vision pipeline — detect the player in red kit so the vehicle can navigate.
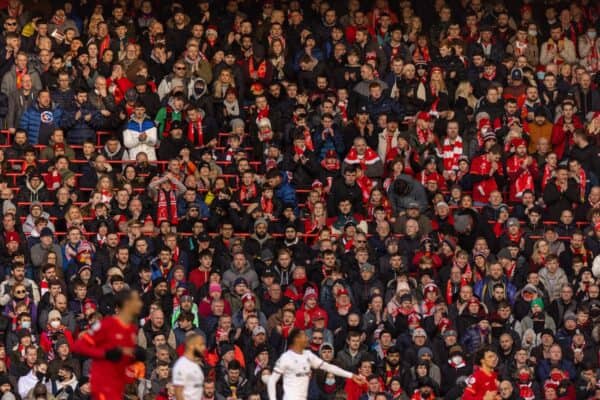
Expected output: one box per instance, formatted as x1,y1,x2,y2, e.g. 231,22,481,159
462,347,500,400
72,289,146,400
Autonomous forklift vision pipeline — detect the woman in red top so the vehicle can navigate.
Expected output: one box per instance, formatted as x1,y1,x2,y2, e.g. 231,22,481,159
294,289,328,330
304,200,328,235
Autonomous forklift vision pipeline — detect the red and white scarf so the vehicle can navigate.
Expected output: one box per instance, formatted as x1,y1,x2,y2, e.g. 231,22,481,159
239,184,257,203
157,188,178,225
248,58,267,80
188,117,204,147
442,136,463,171
344,147,380,171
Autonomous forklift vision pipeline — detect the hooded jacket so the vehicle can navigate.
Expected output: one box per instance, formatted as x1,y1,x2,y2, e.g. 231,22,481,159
16,178,50,203
222,260,259,291
123,114,158,161
387,174,428,214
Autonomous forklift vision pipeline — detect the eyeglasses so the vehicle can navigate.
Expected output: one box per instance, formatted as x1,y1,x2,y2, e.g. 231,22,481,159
174,66,186,70
5,22,17,26
15,290,26,294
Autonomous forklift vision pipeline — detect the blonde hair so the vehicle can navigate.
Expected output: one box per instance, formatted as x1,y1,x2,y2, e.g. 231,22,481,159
455,81,477,109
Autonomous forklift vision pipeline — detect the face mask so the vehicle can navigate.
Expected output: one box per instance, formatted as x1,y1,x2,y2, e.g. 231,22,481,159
451,355,463,364
325,377,336,385
50,320,61,329
261,374,271,385
35,371,46,381
193,349,203,358
421,390,431,397
528,30,537,37
195,86,204,94
588,31,597,39
536,72,545,80
519,372,530,382
21,320,31,329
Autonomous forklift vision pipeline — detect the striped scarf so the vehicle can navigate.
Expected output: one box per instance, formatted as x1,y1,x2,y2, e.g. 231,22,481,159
442,136,463,171
157,188,178,225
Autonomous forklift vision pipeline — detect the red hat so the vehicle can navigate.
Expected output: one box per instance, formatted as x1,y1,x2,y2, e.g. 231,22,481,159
311,180,323,189
423,283,439,294
337,288,349,297
304,288,318,301
521,4,532,14
468,297,480,306
416,111,431,121
478,118,491,130
54,143,65,150
437,317,452,331
313,309,327,320
511,138,527,149
325,149,337,159
84,299,97,312
241,292,256,304
206,25,218,34
365,51,377,61
5,231,19,244
430,66,443,75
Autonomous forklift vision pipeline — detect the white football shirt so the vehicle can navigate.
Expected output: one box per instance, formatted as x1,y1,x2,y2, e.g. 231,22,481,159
172,355,204,400
268,350,352,400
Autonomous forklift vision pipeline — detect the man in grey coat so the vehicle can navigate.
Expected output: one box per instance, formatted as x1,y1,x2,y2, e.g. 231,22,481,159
30,228,63,271
222,252,259,291
0,51,42,96
5,73,36,131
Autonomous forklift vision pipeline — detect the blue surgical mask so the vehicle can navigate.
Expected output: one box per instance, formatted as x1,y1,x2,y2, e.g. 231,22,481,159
536,71,545,80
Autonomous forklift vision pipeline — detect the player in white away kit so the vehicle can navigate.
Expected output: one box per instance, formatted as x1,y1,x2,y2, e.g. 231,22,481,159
172,333,206,400
268,329,366,400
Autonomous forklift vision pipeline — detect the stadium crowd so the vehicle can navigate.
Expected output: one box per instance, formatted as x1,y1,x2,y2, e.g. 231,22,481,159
0,0,600,398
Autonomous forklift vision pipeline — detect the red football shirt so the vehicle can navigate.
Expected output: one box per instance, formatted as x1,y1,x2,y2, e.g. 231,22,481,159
462,367,499,400
72,316,138,400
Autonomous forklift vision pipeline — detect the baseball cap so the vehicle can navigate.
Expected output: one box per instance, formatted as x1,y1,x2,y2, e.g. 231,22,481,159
507,218,520,228
412,328,427,338
360,263,375,273
233,277,248,287
40,227,54,238
443,329,458,338
313,309,327,320
511,68,523,81
252,326,266,336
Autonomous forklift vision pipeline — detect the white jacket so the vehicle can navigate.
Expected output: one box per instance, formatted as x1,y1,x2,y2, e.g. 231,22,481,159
123,117,158,161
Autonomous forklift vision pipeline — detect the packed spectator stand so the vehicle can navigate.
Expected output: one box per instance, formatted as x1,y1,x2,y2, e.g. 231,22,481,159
0,0,599,399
